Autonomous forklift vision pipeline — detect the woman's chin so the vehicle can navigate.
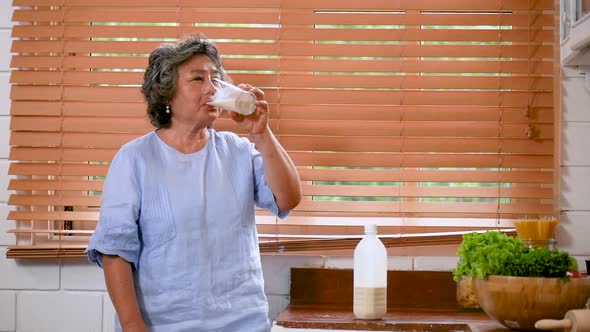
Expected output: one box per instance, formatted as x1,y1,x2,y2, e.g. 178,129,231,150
199,105,219,118
205,105,220,114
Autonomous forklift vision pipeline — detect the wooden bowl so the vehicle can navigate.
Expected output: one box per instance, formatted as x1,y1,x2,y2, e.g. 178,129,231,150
474,275,590,330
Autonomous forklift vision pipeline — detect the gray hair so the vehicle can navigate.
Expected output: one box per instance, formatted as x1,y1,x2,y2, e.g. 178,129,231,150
141,34,225,128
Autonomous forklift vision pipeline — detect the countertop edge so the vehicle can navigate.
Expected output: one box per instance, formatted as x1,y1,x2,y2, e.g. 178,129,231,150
274,307,509,332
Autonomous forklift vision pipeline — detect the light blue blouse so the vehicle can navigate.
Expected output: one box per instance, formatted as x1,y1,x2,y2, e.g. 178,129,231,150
86,129,288,332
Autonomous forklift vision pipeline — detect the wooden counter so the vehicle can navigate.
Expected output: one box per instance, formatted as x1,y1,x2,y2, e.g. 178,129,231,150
274,307,508,331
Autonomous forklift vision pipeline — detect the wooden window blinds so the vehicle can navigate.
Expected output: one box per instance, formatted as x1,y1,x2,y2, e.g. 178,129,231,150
7,0,557,258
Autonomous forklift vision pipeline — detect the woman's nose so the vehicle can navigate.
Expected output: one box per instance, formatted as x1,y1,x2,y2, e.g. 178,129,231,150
203,78,218,95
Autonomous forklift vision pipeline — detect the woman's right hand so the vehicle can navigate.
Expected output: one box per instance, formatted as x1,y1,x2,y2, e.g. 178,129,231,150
229,84,270,136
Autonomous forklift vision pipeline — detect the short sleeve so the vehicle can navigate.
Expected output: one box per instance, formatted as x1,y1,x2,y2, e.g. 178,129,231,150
86,147,142,268
251,145,290,219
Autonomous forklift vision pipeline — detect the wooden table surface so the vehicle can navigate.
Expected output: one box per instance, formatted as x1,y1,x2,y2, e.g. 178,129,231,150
274,306,509,332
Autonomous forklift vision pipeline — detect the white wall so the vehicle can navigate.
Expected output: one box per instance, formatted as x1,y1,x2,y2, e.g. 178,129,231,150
559,66,590,256
0,5,589,332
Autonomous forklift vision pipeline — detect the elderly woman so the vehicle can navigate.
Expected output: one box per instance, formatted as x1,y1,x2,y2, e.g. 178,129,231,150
86,34,301,332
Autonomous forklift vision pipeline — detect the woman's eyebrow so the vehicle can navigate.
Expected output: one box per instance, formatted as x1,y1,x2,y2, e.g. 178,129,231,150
189,69,220,75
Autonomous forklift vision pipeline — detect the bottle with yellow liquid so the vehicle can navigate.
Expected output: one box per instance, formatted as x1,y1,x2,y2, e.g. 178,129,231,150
353,224,388,319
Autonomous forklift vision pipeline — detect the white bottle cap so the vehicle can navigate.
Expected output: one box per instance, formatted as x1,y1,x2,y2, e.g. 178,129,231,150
364,224,377,234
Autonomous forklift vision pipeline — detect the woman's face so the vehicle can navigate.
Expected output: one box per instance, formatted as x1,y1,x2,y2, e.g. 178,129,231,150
169,55,221,128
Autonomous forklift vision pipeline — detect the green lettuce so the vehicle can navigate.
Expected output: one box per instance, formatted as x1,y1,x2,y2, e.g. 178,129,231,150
453,231,577,282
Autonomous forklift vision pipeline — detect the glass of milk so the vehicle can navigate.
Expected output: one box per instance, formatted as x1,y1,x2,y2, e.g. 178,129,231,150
207,79,257,115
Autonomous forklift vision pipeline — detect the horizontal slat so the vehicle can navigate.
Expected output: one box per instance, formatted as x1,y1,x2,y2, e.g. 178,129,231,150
279,43,553,58
10,101,554,123
259,229,518,253
13,223,510,239
9,229,94,235
11,55,149,70
294,200,553,215
10,116,152,133
9,219,514,237
280,136,553,154
10,101,146,117
9,147,553,169
14,8,280,24
10,132,142,148
280,12,553,27
13,9,177,23
9,163,109,176
301,185,552,199
8,220,507,239
9,132,552,153
11,40,553,58
10,147,117,162
279,28,553,43
8,194,101,207
6,247,89,259
278,75,553,91
277,59,553,75
7,187,551,207
282,212,543,220
280,0,554,10
278,90,554,107
260,237,462,251
11,56,554,75
12,0,283,8
12,25,553,43
7,200,553,221
10,71,554,91
6,229,519,258
9,117,554,139
7,163,553,183
295,152,553,169
10,85,554,107
8,210,99,221
9,179,104,191
10,40,279,55
12,26,281,41
11,85,144,102
277,121,553,139
14,9,554,27
11,70,146,86
276,105,554,123
297,169,552,184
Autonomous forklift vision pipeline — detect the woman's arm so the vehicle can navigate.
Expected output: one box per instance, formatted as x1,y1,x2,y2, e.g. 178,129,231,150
102,254,147,332
228,85,302,213
250,128,301,212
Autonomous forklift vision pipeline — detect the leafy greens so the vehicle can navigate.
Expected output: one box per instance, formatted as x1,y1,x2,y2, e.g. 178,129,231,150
453,231,577,282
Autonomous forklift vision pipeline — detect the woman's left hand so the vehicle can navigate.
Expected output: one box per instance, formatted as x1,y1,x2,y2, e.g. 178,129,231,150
229,84,269,135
